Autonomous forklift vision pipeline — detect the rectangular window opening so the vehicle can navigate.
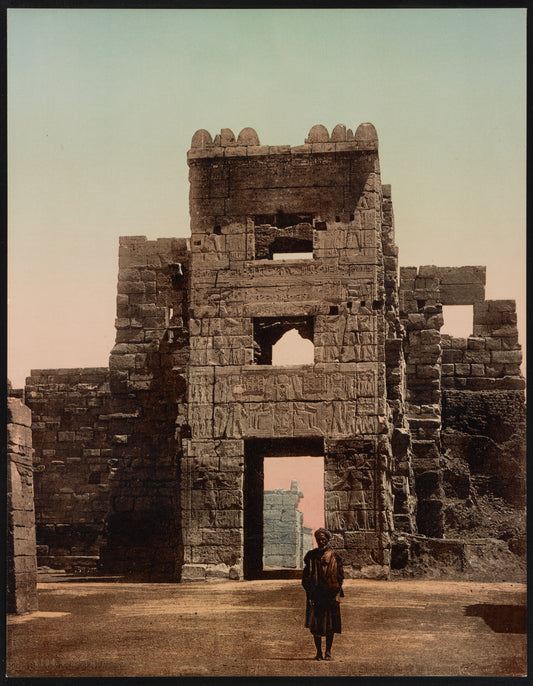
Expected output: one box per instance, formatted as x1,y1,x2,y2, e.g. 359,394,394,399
254,212,315,260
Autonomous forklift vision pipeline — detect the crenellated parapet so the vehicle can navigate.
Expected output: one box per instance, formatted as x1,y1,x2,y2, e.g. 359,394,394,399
188,122,378,159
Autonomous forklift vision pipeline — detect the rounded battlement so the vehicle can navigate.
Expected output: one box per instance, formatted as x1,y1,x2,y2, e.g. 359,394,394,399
305,124,330,143
354,123,378,145
187,122,378,160
190,129,213,149
237,127,260,146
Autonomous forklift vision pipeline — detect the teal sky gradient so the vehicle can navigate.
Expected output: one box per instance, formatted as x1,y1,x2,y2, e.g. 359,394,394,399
8,9,526,386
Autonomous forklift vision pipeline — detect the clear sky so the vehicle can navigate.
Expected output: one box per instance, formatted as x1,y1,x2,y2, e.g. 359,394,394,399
8,8,526,387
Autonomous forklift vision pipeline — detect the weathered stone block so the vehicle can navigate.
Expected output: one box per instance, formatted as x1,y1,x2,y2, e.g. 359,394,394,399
491,350,522,364
7,398,32,427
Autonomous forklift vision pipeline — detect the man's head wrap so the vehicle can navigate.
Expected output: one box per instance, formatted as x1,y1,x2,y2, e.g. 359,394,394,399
314,527,331,541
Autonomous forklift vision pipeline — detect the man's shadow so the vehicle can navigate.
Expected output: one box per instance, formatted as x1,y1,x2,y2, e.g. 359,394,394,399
464,604,526,633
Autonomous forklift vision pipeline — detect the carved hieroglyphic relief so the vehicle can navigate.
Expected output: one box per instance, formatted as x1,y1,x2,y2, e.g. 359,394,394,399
216,262,376,288
214,365,380,404
355,415,378,435
192,465,232,526
329,454,375,530
189,405,213,439
357,370,376,396
188,368,214,404
214,403,248,438
209,400,360,438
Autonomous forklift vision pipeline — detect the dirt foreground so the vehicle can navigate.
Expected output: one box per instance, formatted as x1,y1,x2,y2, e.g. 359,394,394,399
7,578,526,677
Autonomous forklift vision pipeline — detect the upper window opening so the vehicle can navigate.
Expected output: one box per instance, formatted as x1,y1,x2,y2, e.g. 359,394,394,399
440,305,473,338
254,211,316,261
253,316,314,365
272,329,314,365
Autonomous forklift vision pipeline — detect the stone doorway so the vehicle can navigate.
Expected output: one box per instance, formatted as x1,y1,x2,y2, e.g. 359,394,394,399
243,437,323,580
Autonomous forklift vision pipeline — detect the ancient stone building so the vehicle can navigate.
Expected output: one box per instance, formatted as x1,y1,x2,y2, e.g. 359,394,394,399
263,480,313,569
24,123,526,582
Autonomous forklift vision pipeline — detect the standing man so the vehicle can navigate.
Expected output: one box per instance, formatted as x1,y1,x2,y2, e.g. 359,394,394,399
302,528,344,661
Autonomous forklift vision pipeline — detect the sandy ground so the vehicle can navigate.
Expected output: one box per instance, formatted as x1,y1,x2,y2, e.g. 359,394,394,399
6,578,526,677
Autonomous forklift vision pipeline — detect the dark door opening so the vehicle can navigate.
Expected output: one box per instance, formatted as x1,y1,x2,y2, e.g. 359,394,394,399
244,437,324,580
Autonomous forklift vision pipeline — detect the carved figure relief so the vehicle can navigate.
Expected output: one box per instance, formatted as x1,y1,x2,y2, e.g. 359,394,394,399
331,402,350,435
248,403,275,436
189,375,212,404
275,375,292,401
293,402,321,432
214,403,248,438
330,455,374,530
199,233,224,256
192,465,232,526
355,415,377,435
190,405,212,438
357,371,375,397
273,402,292,435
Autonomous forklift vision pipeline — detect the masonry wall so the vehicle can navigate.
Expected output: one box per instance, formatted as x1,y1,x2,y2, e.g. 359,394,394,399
25,368,111,571
395,266,526,574
381,185,416,538
7,394,38,614
263,480,308,568
182,123,396,581
99,236,190,580
440,298,526,515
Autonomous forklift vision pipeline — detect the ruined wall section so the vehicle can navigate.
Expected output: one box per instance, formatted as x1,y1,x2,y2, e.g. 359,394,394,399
99,237,190,580
440,297,525,551
25,368,111,571
183,123,395,581
381,186,416,536
399,266,525,554
263,480,307,568
399,266,488,538
7,393,38,614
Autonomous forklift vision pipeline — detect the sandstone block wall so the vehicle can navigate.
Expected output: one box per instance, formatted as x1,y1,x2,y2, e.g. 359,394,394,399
181,123,396,581
263,480,309,568
99,236,190,580
394,266,526,576
440,300,525,511
381,185,416,539
7,394,37,614
25,368,111,571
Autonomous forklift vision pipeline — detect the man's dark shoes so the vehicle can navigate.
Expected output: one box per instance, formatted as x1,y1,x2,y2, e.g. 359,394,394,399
324,651,332,661
315,653,323,661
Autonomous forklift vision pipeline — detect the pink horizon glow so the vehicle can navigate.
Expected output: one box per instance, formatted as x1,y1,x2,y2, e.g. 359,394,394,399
263,455,325,538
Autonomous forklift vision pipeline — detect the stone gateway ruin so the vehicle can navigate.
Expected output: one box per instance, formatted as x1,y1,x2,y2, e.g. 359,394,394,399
19,123,525,592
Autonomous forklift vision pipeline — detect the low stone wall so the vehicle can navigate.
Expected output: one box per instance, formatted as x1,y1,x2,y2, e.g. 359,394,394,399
25,368,111,570
7,394,38,614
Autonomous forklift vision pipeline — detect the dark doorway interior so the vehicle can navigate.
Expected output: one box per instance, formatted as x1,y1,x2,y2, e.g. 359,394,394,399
244,437,323,580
